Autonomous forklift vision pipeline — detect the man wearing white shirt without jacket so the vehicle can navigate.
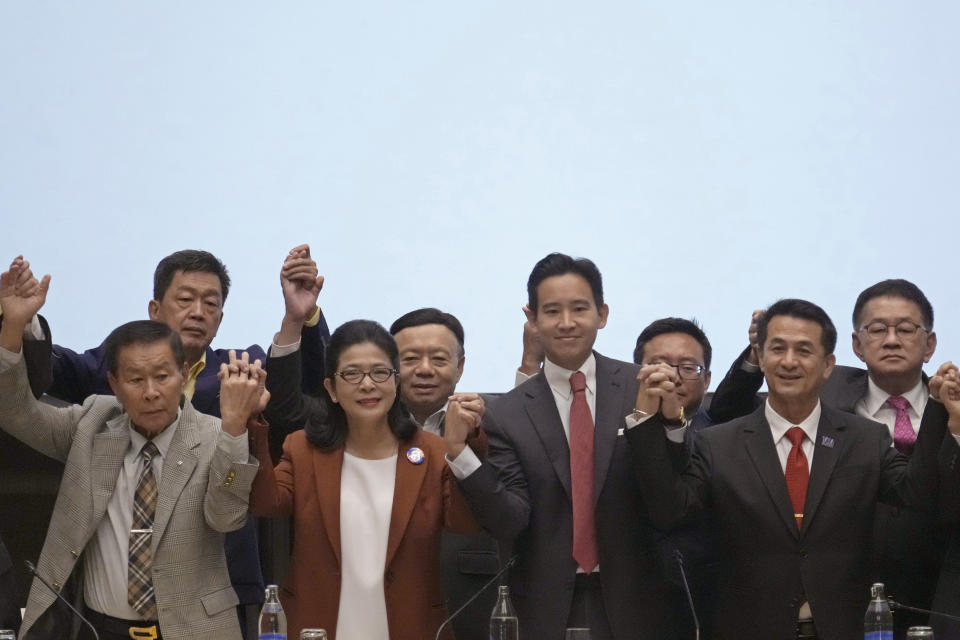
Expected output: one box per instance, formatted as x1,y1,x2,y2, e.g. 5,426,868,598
444,253,687,640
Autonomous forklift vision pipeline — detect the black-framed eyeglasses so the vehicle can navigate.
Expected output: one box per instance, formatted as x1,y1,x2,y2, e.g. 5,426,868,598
858,320,929,342
336,367,397,384
645,362,705,380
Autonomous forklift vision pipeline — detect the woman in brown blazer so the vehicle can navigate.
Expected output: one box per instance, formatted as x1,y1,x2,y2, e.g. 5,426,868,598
249,319,483,640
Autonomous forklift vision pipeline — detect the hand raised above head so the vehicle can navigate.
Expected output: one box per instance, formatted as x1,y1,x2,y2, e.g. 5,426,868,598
0,255,50,331
519,304,544,375
280,244,324,323
219,351,270,436
747,308,766,365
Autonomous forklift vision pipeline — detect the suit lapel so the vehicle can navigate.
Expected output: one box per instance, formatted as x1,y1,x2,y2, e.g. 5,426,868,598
592,354,623,503
523,373,572,499
386,437,427,570
800,411,845,535
743,414,801,540
153,406,201,547
91,416,130,523
314,446,344,567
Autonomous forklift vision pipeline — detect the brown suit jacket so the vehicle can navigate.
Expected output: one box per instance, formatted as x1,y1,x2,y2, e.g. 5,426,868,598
250,426,478,640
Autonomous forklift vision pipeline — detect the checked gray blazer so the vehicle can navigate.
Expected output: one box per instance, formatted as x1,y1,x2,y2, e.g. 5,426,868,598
0,353,259,640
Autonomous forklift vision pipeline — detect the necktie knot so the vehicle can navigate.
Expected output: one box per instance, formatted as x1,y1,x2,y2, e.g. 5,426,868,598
786,426,805,447
570,371,586,394
139,441,159,462
886,395,909,413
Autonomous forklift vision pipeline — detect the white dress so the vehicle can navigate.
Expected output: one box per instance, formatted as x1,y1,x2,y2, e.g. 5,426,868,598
336,451,397,640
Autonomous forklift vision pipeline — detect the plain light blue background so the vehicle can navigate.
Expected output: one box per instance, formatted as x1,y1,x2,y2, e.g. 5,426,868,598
2,3,957,392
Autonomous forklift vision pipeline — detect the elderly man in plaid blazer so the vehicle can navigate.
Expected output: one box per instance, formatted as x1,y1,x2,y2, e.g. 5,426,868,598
0,258,264,640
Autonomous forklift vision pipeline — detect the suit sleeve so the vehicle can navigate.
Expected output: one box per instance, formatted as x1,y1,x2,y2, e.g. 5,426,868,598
203,430,260,532
878,400,953,514
263,347,326,463
248,423,295,518
455,406,531,543
706,345,765,425
0,353,87,462
625,416,712,531
442,462,481,535
297,310,330,397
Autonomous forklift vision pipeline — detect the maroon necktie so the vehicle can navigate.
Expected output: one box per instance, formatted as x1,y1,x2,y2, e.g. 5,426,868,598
569,371,598,572
784,427,809,530
886,395,916,454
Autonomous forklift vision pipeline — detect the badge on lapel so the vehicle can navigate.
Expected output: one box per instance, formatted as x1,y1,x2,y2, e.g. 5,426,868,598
406,447,425,465
820,435,836,449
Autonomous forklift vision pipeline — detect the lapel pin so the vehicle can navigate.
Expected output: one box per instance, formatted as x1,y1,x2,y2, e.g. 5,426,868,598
177,460,184,466
820,436,835,449
406,447,425,465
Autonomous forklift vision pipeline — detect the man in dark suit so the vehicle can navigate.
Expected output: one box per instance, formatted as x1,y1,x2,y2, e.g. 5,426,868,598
447,253,683,640
7,247,329,633
0,533,20,634
709,280,945,637
389,308,500,640
627,298,960,640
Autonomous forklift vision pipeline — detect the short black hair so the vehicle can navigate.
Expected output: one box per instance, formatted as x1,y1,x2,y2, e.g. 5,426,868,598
633,317,712,370
527,252,604,313
153,250,231,304
851,279,934,330
104,320,185,375
389,308,465,357
757,299,837,354
305,319,417,451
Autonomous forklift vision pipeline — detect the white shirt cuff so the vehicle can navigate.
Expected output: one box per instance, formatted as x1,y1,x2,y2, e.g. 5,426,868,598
270,338,301,358
624,411,687,442
953,433,960,448
515,369,536,388
25,315,43,340
740,358,760,373
446,445,482,480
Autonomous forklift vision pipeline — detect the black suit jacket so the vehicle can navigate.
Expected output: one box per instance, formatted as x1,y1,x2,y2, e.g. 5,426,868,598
457,353,682,640
0,534,20,633
627,401,955,640
710,350,946,636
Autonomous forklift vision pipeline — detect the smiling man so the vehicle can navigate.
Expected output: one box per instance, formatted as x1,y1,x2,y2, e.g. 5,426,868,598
449,253,685,640
708,280,944,637
387,308,498,640
0,264,266,640
626,298,960,640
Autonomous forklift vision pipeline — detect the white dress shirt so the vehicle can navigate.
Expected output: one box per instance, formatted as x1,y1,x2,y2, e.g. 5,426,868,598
854,377,927,440
764,400,820,474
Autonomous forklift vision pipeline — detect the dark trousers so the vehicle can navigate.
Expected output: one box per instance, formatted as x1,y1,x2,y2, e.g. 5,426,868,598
566,573,613,640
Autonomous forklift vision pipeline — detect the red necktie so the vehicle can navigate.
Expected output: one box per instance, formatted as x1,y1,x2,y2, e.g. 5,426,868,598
784,427,809,530
569,371,598,572
886,395,916,454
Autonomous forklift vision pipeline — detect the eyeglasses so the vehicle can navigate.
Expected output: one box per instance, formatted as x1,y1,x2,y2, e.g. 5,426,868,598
858,320,929,342
645,362,705,380
336,367,397,384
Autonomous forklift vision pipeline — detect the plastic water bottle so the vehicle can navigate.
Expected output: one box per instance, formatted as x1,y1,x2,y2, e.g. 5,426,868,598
258,584,287,640
489,584,519,640
864,582,893,640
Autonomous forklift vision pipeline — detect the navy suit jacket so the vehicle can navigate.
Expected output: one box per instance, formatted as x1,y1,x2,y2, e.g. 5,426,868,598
457,353,683,640
19,314,330,604
0,534,20,633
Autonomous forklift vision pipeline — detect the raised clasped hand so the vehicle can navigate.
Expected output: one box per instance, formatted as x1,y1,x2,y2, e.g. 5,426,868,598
0,255,50,328
443,393,485,457
636,363,683,420
280,244,324,323
218,350,271,435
